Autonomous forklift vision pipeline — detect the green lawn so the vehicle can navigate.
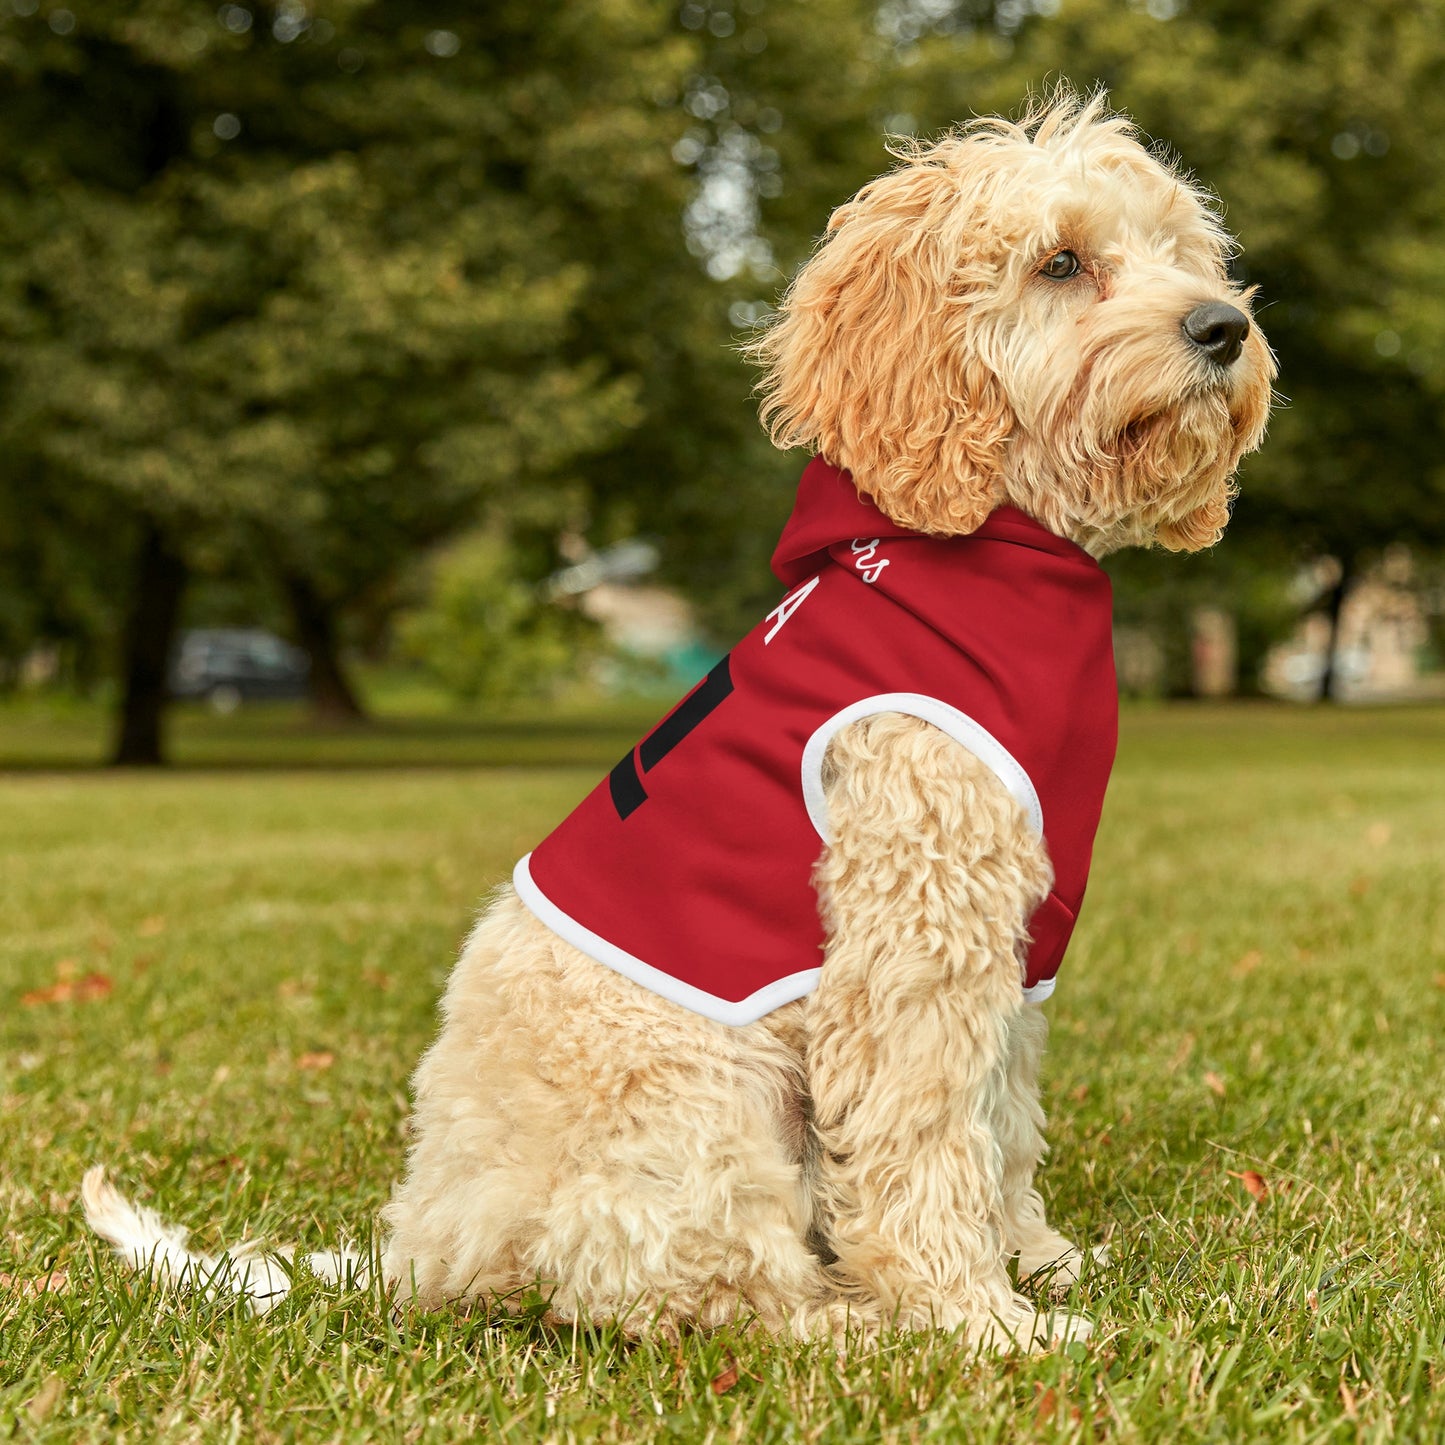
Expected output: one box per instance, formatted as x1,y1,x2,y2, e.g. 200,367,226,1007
2,702,1443,1442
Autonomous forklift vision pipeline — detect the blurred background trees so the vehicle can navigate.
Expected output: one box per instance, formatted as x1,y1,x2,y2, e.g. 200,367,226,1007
2,0,1443,762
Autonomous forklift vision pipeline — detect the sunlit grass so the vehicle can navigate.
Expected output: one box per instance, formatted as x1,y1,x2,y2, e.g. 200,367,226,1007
2,703,1442,1441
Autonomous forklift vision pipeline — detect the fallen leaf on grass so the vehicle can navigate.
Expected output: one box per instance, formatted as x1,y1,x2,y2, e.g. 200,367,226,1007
710,1359,739,1395
27,1374,64,1423
137,915,167,937
1203,1071,1227,1098
21,973,113,1007
1433,973,1445,990
1228,1169,1269,1201
296,1051,335,1072
361,968,394,992
1167,1034,1196,1073
1232,950,1263,977
0,1268,69,1298
1034,1384,1083,1428
1364,822,1391,848
1034,1386,1058,1425
1070,1084,1089,1103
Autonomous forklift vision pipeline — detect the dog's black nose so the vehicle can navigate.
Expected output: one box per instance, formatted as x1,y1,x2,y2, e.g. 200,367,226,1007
1182,302,1251,367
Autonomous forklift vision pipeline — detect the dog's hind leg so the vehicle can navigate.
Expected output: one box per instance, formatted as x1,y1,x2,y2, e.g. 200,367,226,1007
804,714,1091,1350
383,893,834,1338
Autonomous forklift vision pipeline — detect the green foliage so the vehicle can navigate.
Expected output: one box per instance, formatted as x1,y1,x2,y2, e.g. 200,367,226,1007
0,1,685,614
2,704,1444,1438
5,0,1445,699
397,532,596,704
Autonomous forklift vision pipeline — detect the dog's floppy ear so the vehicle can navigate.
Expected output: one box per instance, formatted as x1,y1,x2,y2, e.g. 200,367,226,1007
749,148,1012,535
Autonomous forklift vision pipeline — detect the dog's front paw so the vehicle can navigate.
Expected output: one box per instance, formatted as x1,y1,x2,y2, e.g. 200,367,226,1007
970,1296,1093,1353
1018,1239,1110,1294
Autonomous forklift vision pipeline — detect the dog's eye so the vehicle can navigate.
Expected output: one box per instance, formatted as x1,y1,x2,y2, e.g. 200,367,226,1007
1040,250,1081,280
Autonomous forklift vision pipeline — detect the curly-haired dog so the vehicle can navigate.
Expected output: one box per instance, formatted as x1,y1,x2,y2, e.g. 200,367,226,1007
85,91,1273,1350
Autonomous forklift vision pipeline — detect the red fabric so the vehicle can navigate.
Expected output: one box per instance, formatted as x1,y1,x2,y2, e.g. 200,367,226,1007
520,457,1118,1022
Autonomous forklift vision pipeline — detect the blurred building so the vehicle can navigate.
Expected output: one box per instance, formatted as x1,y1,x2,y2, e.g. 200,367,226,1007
547,540,720,690
1262,550,1439,701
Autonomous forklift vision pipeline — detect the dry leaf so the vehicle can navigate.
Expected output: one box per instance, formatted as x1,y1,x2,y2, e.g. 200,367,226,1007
1365,822,1391,848
362,968,394,991
1433,973,1445,990
1228,1169,1268,1201
0,1268,69,1298
710,1359,739,1396
296,1051,335,1072
27,1374,64,1423
1070,1083,1089,1103
21,972,113,1007
1232,950,1263,977
1204,1071,1227,1098
138,915,167,937
21,982,68,1006
1034,1386,1058,1426
1168,1034,1196,1072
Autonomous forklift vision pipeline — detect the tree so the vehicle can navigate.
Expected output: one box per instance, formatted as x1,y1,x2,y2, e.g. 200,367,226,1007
0,1,697,758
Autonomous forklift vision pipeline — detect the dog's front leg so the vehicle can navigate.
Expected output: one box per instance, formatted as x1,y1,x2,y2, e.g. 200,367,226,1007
805,713,1088,1350
994,1003,1098,1290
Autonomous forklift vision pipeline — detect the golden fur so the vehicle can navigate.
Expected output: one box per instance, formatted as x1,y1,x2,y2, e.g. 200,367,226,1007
380,91,1272,1349
749,94,1272,555
86,90,1274,1352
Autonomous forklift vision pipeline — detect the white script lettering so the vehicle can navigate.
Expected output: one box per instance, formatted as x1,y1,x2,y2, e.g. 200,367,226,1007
849,538,890,585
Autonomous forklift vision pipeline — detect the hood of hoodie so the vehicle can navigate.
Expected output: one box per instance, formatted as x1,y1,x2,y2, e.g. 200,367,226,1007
770,456,1099,589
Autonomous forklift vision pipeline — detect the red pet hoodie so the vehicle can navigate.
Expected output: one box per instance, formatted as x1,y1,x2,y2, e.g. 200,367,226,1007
515,457,1118,1025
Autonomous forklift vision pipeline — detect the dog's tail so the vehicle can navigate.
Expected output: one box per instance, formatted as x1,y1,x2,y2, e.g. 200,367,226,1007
81,1165,368,1315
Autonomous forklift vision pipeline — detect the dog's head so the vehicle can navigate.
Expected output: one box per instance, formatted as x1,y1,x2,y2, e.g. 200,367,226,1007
750,89,1275,554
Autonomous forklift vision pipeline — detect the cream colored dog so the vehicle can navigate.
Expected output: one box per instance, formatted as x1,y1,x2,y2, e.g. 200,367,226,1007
85,91,1273,1351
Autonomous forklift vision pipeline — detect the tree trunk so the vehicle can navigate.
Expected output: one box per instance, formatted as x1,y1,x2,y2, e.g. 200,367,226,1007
1317,554,1355,703
111,521,187,766
283,572,367,724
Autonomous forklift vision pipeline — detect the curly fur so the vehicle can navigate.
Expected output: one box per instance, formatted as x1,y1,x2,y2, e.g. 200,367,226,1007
85,87,1272,1354
748,90,1273,555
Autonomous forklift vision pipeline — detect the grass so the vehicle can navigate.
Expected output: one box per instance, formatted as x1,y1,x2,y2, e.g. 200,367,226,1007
1,700,1443,1442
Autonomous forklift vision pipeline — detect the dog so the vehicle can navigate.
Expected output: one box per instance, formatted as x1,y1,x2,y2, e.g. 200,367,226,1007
85,89,1274,1351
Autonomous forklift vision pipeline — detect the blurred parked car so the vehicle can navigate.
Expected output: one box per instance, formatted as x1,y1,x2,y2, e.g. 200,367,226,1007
169,629,310,712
